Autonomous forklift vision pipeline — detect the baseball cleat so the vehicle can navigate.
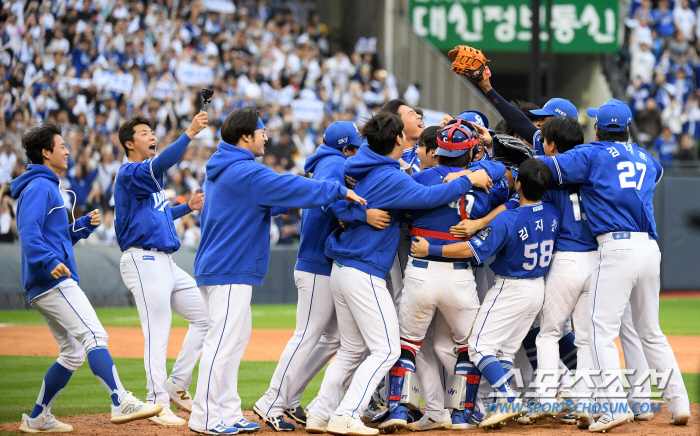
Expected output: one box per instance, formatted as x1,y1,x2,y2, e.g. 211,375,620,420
560,413,577,424
305,412,329,434
285,406,307,425
190,421,240,434
166,378,193,413
450,409,470,430
370,409,389,424
576,411,594,430
110,392,163,424
378,405,408,433
588,412,633,432
669,412,690,425
253,405,295,432
634,412,654,421
478,399,524,429
19,413,73,433
557,391,575,413
516,414,532,425
362,398,382,420
149,408,187,426
233,418,260,433
407,414,450,431
326,414,379,436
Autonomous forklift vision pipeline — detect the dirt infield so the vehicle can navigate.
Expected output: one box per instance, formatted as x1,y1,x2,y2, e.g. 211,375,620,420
1,404,698,435
0,326,698,372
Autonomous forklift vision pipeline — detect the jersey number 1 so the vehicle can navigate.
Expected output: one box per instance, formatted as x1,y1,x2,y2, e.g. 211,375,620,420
523,240,554,271
569,193,587,221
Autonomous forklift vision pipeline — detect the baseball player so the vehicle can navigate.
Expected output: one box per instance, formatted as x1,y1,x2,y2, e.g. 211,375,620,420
414,126,439,171
380,120,509,433
539,100,691,431
306,112,492,435
12,123,162,433
412,158,561,429
113,113,211,427
189,107,366,435
254,121,390,431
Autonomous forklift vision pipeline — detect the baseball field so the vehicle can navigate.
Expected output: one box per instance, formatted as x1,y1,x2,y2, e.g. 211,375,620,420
0,298,698,436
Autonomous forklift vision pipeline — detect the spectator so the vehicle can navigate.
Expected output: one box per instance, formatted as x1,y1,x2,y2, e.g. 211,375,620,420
93,208,117,246
178,214,201,248
677,132,697,160
0,191,17,243
630,42,657,84
274,211,301,245
653,0,676,41
636,98,663,146
652,126,678,164
0,140,18,184
673,0,696,41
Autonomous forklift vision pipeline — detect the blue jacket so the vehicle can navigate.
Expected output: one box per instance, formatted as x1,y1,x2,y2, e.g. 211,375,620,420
295,145,366,276
11,165,97,300
194,142,349,287
324,145,474,278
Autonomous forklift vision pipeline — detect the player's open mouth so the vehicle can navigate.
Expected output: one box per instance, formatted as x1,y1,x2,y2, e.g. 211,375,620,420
149,143,156,152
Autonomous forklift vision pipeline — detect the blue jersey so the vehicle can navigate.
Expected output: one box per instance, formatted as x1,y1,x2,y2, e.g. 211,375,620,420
532,130,545,156
402,146,421,173
542,141,663,238
541,185,597,252
467,202,561,279
114,158,180,252
410,162,509,263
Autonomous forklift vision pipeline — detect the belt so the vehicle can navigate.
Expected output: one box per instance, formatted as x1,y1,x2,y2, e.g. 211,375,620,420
610,232,654,240
136,246,176,254
411,227,465,241
411,259,468,270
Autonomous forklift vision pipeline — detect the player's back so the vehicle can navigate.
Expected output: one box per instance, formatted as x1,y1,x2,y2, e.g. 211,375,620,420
541,185,596,252
475,202,561,279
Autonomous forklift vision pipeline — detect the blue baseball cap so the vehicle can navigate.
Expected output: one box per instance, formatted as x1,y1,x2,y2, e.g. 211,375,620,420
323,121,363,149
530,98,578,118
587,99,632,132
455,110,490,129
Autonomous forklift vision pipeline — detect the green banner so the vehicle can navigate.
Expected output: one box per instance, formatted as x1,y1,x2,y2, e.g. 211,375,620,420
409,0,619,53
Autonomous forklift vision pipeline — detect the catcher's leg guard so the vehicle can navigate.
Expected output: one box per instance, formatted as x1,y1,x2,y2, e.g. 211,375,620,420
447,347,482,429
379,348,416,433
558,331,577,370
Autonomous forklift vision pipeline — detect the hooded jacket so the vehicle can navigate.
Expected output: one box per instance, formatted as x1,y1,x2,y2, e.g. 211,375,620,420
194,142,349,287
11,164,97,300
324,145,474,278
295,145,367,276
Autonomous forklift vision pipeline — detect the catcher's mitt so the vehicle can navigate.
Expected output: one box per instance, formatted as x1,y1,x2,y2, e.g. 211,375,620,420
448,45,491,83
492,134,533,170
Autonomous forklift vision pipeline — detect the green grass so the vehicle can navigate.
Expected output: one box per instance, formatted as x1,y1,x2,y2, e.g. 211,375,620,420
0,304,298,330
658,298,700,335
1,298,697,334
0,355,327,424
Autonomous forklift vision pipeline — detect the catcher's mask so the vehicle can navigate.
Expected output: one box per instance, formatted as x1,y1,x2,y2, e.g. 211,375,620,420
436,119,480,159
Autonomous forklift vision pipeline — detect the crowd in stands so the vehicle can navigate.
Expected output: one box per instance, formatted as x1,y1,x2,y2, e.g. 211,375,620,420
626,0,700,162
0,0,417,245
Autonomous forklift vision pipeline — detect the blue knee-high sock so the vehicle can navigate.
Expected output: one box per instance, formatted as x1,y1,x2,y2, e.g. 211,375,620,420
477,355,513,402
30,362,74,418
455,349,480,419
522,327,539,371
558,331,577,370
500,360,514,386
87,348,125,406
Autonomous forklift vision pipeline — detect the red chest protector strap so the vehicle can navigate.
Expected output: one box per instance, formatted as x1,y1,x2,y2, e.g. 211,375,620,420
411,227,465,241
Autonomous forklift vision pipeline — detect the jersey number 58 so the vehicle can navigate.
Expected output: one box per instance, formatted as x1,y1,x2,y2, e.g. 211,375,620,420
523,240,554,271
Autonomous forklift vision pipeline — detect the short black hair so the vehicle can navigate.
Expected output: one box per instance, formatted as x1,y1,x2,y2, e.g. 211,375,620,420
541,116,584,153
379,99,408,116
418,126,439,153
513,100,546,122
221,107,260,145
361,113,404,156
22,122,63,165
118,115,153,157
414,107,424,118
597,128,629,143
516,158,552,201
494,119,514,136
436,149,474,169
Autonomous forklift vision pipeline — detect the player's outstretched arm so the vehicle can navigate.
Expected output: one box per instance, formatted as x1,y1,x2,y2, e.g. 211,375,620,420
443,169,493,193
150,112,208,178
450,203,507,238
411,236,474,258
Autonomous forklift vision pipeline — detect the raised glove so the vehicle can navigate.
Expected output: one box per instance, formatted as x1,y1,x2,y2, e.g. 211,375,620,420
448,45,491,83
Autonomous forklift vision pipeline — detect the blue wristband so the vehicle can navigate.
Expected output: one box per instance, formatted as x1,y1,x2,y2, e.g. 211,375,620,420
428,244,443,257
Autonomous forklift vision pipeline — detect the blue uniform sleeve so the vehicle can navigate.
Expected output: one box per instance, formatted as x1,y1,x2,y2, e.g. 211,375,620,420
485,89,539,143
466,214,510,265
316,160,368,223
17,188,63,273
651,154,663,183
123,134,192,199
151,133,192,176
378,174,473,210
539,145,598,185
171,203,191,220
252,165,348,209
475,161,507,182
504,192,520,210
69,214,98,244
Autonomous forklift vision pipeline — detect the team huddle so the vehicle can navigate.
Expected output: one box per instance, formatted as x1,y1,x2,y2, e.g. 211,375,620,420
12,45,691,435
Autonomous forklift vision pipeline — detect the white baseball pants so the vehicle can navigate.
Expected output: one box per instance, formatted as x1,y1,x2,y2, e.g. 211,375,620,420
315,264,400,420
119,249,208,408
536,250,597,405
589,233,689,418
256,271,335,417
469,277,545,364
619,303,652,411
31,279,108,371
190,284,252,431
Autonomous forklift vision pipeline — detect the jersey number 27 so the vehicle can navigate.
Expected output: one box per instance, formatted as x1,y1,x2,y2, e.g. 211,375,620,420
523,240,554,271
